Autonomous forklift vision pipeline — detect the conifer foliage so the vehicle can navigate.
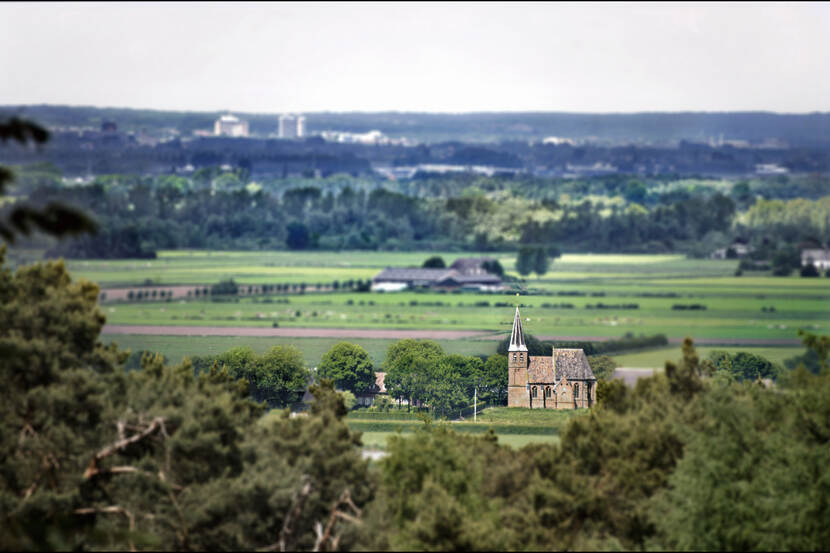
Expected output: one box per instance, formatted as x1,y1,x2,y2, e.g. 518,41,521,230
0,251,370,550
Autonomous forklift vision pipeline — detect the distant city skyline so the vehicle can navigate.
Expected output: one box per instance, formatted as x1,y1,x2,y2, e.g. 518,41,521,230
2,2,829,114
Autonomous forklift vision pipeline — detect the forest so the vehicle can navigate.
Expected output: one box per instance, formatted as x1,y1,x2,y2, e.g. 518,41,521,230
6,166,828,260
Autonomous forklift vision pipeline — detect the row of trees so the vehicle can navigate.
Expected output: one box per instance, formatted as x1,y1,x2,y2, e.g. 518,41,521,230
192,339,509,416
383,340,507,415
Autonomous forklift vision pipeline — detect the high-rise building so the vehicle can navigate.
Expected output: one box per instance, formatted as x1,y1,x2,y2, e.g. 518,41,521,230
214,114,249,137
278,114,306,139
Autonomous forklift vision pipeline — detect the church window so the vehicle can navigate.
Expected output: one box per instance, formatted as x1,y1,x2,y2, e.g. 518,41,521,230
545,387,551,398
512,353,517,362
532,386,538,398
574,383,580,398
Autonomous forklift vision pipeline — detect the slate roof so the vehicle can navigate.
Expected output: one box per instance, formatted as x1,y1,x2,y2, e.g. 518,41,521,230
528,349,595,383
373,268,453,283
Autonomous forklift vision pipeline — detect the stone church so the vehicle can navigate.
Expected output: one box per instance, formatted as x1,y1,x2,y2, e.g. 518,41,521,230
507,307,597,409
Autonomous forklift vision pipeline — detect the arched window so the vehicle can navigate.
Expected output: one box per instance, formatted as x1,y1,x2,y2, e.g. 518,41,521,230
532,386,538,398
512,353,517,362
545,387,551,398
574,383,580,398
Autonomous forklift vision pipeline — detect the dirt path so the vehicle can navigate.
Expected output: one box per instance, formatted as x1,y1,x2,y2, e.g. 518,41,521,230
101,325,494,340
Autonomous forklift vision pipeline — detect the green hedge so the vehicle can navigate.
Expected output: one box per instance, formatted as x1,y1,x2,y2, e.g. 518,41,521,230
346,411,424,421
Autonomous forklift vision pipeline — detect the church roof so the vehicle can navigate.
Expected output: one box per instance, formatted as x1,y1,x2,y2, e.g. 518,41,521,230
528,349,595,382
509,307,527,352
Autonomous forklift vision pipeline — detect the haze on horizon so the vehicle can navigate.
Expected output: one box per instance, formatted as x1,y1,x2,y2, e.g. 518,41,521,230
2,2,829,115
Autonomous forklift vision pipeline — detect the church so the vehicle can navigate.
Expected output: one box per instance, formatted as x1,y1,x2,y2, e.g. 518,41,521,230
507,307,597,409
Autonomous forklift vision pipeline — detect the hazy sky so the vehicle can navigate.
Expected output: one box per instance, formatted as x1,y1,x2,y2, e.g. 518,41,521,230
2,2,829,113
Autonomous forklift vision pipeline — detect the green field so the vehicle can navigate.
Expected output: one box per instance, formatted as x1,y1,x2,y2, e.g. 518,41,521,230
100,283,828,340
56,250,829,352
57,251,697,287
359,431,559,450
109,334,497,367
612,345,805,369
350,407,577,450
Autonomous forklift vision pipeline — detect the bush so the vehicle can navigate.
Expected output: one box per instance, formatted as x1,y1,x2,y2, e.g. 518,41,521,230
210,278,239,296
800,263,820,277
422,256,446,268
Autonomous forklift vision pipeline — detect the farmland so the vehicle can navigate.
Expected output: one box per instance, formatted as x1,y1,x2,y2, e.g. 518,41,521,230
43,249,827,367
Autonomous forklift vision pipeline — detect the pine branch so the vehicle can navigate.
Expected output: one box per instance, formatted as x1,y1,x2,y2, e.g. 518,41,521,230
84,417,165,480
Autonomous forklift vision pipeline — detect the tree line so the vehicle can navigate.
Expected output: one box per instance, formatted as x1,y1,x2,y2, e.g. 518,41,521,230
4,171,782,258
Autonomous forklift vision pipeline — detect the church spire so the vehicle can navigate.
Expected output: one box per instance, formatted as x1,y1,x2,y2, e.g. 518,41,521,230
509,307,527,352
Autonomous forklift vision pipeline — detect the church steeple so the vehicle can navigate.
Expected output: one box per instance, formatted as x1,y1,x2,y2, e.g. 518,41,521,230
509,307,527,352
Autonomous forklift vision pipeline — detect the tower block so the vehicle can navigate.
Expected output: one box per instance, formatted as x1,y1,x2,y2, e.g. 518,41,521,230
507,307,530,408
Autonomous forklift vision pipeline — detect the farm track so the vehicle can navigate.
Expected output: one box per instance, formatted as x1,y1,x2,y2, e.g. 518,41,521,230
100,325,802,346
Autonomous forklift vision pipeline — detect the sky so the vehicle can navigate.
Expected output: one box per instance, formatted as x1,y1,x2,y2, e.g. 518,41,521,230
2,2,829,114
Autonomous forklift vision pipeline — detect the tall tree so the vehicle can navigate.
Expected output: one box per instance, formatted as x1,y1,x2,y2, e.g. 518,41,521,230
533,246,550,277
318,342,376,394
515,246,535,276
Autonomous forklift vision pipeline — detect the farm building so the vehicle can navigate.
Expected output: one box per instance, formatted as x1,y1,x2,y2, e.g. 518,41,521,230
801,249,830,270
371,267,503,292
507,307,597,409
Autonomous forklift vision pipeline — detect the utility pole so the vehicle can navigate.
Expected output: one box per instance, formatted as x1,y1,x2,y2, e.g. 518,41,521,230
474,387,477,422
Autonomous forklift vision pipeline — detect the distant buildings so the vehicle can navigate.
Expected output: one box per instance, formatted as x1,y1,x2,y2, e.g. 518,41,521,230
320,129,413,146
801,249,830,270
279,114,306,139
755,163,789,175
711,239,753,260
214,114,249,137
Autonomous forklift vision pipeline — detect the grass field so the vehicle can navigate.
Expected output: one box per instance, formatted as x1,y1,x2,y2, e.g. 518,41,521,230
612,345,805,369
108,334,498,367
351,407,575,451
359,431,559,450
47,250,828,352
350,407,577,450
99,284,828,341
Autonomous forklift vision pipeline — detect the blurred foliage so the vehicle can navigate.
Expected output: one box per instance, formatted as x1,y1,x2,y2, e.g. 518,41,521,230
0,118,97,243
